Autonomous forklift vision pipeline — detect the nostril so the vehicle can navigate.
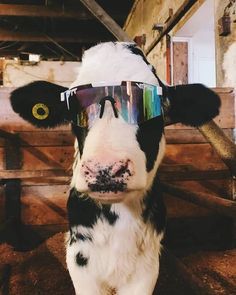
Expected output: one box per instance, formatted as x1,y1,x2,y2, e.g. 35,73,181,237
113,163,128,177
111,160,133,178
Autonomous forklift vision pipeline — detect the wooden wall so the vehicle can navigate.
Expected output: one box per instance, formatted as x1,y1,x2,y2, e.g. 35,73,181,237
124,0,236,87
215,0,236,86
0,87,235,226
124,0,205,81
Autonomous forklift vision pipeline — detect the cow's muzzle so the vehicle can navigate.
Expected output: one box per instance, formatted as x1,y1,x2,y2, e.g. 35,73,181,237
81,159,134,201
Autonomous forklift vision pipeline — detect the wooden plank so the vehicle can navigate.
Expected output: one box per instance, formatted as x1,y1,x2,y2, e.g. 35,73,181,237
171,180,233,200
80,0,132,41
21,185,68,225
159,168,230,181
0,169,69,179
0,4,124,20
0,4,92,19
162,182,236,219
0,28,111,43
164,143,227,170
22,146,73,170
0,145,73,173
165,128,234,144
164,194,212,218
0,131,74,147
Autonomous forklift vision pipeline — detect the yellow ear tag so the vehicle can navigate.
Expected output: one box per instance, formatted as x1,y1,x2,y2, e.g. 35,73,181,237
32,103,49,120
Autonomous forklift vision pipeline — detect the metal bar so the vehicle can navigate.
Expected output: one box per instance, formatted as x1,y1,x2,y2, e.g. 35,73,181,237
145,0,197,55
198,121,236,176
79,0,132,42
162,182,236,219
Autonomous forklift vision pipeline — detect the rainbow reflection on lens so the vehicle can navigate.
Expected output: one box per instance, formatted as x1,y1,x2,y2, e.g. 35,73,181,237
60,81,162,127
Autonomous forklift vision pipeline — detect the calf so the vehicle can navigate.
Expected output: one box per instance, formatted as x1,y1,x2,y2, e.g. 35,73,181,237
10,42,220,295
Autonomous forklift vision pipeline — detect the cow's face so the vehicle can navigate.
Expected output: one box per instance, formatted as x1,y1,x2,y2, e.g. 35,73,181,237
67,43,166,203
10,42,221,204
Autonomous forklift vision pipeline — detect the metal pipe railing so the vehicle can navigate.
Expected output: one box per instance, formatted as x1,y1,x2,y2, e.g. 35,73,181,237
162,182,236,219
198,120,236,176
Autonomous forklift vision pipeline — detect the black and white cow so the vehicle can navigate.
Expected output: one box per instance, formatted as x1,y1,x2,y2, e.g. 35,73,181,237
10,42,220,295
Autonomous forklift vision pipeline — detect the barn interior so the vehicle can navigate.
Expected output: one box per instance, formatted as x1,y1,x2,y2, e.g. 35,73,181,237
0,0,236,294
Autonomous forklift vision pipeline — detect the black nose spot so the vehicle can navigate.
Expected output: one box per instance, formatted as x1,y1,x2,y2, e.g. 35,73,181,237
76,252,88,267
88,168,127,193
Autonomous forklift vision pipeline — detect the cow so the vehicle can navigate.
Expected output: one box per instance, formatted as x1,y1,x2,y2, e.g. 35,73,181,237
10,42,220,295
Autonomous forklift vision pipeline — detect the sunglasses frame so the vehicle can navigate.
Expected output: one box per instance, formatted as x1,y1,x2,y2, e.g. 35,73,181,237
60,81,163,127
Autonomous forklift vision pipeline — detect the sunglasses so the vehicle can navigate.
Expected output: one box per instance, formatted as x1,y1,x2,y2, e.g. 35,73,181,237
60,81,163,127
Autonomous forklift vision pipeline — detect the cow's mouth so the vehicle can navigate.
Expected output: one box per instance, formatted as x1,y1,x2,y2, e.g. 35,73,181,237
88,181,126,193
87,182,127,203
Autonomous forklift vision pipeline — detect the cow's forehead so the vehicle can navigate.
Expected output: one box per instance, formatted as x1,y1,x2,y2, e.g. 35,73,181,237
70,42,159,88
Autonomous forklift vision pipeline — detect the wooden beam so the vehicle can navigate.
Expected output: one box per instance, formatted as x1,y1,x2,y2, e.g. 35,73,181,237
162,182,236,219
0,4,122,20
0,4,90,19
79,0,132,42
0,28,109,43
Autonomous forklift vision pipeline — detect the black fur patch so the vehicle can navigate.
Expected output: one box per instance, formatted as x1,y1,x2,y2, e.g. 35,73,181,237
136,116,164,172
102,205,119,225
71,124,88,156
166,84,221,127
76,252,88,267
67,188,119,228
10,81,70,128
67,189,101,228
142,176,166,233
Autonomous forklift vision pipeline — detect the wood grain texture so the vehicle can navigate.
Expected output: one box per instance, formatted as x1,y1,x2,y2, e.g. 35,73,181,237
173,41,188,85
21,185,69,225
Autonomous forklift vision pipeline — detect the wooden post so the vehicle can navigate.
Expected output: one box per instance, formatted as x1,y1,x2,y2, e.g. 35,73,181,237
3,133,23,249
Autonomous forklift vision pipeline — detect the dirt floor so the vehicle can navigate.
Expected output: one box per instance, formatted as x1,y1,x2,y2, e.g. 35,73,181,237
0,231,200,295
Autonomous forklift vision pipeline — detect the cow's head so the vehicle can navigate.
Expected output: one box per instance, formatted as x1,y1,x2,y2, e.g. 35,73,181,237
10,42,220,204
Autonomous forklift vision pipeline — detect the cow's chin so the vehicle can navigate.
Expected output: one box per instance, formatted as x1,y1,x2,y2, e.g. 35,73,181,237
88,191,127,204
87,187,147,204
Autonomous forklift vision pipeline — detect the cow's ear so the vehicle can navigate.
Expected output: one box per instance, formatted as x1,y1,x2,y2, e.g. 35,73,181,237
164,83,221,127
10,81,70,128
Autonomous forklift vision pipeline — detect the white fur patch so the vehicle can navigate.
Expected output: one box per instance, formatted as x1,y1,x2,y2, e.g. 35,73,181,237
66,202,163,295
70,42,159,88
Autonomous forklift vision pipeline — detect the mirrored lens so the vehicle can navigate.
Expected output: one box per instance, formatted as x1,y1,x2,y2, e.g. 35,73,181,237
71,82,162,127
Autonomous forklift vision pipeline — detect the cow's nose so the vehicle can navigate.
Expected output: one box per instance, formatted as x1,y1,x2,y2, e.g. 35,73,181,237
81,159,134,192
